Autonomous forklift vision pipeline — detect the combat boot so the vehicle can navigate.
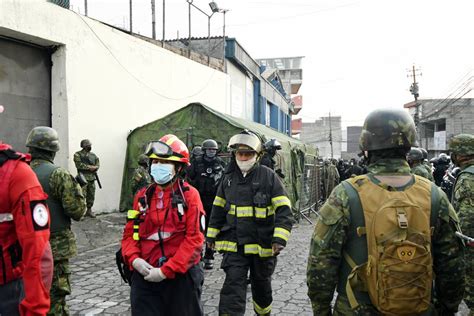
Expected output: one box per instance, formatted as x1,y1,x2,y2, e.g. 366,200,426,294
86,207,96,218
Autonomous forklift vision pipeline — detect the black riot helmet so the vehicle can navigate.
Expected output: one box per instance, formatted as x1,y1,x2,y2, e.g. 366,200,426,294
264,138,282,153
437,153,450,164
202,139,218,159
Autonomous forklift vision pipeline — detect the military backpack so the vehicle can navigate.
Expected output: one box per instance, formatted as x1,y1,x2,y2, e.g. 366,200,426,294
340,174,439,316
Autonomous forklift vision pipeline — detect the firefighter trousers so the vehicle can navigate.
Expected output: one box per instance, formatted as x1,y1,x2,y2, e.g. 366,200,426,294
219,251,277,316
130,264,204,315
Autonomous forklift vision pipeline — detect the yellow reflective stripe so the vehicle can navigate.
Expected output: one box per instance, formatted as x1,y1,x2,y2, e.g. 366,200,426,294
273,227,291,242
206,227,220,238
236,206,253,217
215,241,237,252
127,210,140,219
267,206,275,216
255,207,267,218
253,300,272,315
213,196,226,208
244,244,273,257
271,195,291,209
228,205,236,215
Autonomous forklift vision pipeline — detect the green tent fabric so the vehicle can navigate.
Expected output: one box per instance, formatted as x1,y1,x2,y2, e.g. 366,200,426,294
119,103,318,212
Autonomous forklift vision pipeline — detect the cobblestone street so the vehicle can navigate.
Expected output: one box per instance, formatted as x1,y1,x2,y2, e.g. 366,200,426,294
67,213,315,315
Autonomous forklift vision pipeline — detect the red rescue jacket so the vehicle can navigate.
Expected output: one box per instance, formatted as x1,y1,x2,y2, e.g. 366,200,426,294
0,143,53,316
121,180,205,279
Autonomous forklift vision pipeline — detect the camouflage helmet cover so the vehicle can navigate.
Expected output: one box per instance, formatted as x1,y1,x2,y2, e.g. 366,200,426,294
448,133,474,156
26,126,60,152
80,139,92,148
228,130,262,153
419,147,428,160
407,147,423,161
359,108,417,151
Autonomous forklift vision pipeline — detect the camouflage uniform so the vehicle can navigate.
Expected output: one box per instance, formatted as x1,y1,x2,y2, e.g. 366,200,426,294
449,134,474,311
26,127,86,316
307,159,465,315
307,109,465,316
411,163,433,180
73,142,100,212
323,162,340,200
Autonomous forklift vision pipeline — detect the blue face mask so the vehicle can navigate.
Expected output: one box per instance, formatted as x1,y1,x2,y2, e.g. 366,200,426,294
150,163,175,185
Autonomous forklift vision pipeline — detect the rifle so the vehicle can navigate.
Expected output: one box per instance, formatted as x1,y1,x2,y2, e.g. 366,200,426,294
95,173,102,189
79,153,102,189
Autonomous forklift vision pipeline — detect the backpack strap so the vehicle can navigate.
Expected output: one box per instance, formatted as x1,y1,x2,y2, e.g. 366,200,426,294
339,180,372,309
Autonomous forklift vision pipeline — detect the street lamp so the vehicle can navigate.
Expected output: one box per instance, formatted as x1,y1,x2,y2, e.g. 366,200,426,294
209,2,228,69
187,0,216,63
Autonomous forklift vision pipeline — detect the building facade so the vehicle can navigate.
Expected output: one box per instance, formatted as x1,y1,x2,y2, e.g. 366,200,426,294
300,115,342,159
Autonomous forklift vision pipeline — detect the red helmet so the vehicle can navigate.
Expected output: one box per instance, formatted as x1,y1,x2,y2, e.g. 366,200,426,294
145,134,190,166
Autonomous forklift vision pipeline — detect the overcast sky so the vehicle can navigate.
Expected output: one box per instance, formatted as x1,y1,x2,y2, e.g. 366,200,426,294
70,0,474,127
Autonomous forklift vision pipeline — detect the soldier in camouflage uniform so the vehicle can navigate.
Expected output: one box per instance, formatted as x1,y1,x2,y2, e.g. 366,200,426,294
307,109,465,316
407,147,433,180
26,126,86,316
74,139,100,218
130,154,151,195
420,147,434,180
449,133,474,311
323,159,340,200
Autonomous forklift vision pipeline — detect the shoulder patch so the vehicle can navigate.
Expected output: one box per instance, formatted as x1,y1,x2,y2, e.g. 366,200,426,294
31,201,49,230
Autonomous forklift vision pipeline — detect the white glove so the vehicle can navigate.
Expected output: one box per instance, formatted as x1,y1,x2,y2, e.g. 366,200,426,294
144,268,167,283
132,258,153,276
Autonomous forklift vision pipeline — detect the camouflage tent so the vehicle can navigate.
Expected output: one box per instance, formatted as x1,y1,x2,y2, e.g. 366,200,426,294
119,103,318,212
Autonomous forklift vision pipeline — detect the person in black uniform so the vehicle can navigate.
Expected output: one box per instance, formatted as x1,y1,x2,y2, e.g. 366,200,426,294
206,130,293,316
260,138,285,178
187,139,225,269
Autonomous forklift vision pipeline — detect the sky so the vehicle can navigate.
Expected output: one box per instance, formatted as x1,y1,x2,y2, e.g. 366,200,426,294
70,0,474,128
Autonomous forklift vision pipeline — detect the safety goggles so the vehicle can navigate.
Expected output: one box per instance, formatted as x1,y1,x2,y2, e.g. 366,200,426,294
145,141,174,158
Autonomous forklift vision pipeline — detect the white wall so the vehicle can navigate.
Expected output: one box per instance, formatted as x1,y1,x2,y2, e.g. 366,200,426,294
227,62,254,121
0,0,230,212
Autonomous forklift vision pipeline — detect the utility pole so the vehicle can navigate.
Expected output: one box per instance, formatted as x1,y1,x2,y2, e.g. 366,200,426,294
84,0,88,16
408,64,422,142
328,112,334,159
151,0,156,39
162,0,165,44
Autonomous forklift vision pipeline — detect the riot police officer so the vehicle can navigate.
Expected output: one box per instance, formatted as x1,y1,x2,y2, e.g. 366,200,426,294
433,153,451,186
26,126,87,315
260,138,285,178
187,139,225,269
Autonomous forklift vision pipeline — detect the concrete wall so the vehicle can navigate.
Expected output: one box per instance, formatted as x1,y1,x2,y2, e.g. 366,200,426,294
300,116,342,159
0,0,230,212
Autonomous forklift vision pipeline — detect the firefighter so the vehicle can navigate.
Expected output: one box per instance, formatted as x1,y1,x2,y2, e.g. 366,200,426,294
121,134,205,315
0,142,54,315
206,130,293,315
186,139,225,269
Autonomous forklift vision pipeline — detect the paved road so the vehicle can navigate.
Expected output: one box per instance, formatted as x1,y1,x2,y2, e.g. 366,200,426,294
67,214,315,315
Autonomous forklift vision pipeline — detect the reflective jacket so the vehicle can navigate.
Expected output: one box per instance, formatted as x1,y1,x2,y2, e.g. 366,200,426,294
206,162,293,257
0,144,53,316
121,180,205,279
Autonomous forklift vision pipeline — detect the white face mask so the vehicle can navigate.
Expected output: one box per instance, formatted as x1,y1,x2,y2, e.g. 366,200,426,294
236,156,257,173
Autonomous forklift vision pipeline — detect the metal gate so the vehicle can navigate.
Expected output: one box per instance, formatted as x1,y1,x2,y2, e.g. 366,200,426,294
0,37,51,152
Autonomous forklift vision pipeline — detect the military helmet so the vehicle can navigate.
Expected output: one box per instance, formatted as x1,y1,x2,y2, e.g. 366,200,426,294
448,133,474,156
438,153,450,164
359,109,417,151
202,139,218,150
419,147,428,160
407,147,423,161
26,126,60,152
80,139,92,148
138,154,149,165
228,130,262,153
264,138,282,152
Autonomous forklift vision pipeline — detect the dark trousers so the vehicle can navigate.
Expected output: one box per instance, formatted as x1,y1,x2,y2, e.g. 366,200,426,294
219,251,276,316
202,196,215,260
130,264,204,316
0,278,23,316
